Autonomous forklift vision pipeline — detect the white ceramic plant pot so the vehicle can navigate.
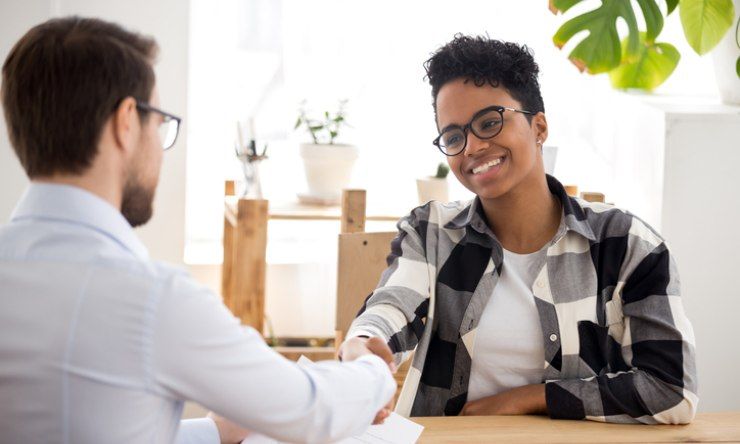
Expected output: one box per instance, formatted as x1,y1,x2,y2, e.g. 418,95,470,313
712,0,740,105
299,143,358,204
416,177,449,205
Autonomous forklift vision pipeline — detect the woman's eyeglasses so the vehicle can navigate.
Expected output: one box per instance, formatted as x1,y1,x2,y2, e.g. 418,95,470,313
433,105,534,156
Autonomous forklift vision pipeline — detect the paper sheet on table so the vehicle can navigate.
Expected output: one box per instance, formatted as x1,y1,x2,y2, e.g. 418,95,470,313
241,355,423,444
241,412,423,444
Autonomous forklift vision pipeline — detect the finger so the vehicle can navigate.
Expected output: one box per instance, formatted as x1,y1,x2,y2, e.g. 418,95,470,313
372,408,390,425
338,337,365,362
365,337,396,372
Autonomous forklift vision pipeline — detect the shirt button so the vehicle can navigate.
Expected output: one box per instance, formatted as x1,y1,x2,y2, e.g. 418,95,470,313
536,280,545,288
549,334,558,342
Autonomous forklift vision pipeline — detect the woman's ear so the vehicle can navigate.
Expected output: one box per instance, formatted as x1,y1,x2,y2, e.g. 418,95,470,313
532,112,548,147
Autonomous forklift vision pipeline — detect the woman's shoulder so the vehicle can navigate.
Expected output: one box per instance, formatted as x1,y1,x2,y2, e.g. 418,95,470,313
401,199,473,230
570,197,666,247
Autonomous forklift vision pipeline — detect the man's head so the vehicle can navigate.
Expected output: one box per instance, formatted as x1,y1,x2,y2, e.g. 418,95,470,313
1,16,167,227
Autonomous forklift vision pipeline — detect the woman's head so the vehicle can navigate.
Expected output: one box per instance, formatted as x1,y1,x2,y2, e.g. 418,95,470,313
425,35,548,201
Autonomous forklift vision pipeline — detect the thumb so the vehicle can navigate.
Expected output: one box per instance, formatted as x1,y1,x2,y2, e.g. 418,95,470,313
365,337,397,373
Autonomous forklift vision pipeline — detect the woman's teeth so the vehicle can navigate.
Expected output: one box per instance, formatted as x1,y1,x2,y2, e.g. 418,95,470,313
472,157,503,175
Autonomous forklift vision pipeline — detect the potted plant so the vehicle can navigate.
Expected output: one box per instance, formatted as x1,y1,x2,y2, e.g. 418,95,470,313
417,162,450,205
713,1,740,103
550,0,738,102
294,100,358,205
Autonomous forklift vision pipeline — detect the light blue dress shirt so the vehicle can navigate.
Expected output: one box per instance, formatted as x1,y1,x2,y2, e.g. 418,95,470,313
0,183,395,444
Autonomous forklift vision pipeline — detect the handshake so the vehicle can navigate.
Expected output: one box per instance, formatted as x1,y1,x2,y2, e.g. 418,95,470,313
211,336,398,444
338,336,398,425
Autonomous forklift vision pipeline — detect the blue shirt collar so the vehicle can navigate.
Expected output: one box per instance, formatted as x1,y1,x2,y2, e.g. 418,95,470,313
10,182,149,260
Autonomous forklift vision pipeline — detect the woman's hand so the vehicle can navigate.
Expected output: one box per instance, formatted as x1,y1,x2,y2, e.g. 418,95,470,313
461,384,548,416
338,336,398,424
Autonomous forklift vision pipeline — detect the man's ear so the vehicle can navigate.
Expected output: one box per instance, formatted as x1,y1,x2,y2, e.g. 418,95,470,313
532,112,548,147
112,97,139,155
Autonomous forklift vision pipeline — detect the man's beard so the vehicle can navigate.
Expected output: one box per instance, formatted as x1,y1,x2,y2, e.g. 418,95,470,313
121,174,155,228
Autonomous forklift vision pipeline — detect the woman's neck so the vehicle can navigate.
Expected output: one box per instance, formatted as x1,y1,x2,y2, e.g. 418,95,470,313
480,174,561,254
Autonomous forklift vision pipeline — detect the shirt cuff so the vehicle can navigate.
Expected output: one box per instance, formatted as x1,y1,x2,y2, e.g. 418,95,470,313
175,418,220,444
346,328,388,343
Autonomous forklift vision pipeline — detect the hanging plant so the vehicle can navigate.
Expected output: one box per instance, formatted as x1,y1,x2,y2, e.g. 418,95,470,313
551,0,736,90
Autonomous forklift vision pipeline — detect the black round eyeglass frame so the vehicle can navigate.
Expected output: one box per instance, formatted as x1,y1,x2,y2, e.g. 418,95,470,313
432,105,535,156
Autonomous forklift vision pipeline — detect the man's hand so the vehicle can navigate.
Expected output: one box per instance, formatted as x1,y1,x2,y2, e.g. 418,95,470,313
460,384,548,416
338,336,397,424
207,412,250,444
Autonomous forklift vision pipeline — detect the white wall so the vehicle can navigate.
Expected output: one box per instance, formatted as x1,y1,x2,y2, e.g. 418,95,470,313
0,0,190,264
658,103,740,413
0,1,46,221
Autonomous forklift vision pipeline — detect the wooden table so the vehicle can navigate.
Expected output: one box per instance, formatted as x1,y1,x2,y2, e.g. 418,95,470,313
412,413,740,443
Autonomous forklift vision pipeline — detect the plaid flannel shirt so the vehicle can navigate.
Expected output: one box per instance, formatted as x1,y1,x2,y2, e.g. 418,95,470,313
348,175,697,423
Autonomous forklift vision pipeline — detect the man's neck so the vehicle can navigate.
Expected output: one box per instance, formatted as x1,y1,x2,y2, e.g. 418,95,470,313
480,173,561,254
34,172,122,212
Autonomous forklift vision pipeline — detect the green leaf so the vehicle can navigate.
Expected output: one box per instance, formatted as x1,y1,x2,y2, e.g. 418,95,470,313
666,0,679,15
435,162,450,179
550,0,586,14
309,125,324,131
610,34,680,91
636,0,664,42
294,117,302,130
553,0,642,73
736,56,740,78
324,111,329,119
680,0,735,55
334,115,344,123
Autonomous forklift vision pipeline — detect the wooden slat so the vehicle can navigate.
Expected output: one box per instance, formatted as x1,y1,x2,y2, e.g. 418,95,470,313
224,198,399,222
341,189,367,234
221,213,235,309
225,179,236,197
231,198,268,333
580,191,606,203
274,346,336,362
412,412,740,443
335,231,396,337
564,185,579,197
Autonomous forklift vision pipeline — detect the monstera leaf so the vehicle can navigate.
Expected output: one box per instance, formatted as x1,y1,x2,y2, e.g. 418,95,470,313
552,0,664,74
610,33,680,90
679,0,735,55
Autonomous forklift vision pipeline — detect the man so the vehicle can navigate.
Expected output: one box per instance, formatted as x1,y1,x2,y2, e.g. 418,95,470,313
0,16,395,444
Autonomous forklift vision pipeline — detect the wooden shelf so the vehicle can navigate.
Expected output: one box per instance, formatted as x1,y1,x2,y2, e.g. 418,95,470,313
224,197,400,224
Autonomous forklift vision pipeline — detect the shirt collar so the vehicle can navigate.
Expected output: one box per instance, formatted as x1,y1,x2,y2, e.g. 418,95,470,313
444,174,596,242
10,182,149,260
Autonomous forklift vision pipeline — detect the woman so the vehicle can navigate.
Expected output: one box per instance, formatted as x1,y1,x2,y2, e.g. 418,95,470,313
340,35,697,424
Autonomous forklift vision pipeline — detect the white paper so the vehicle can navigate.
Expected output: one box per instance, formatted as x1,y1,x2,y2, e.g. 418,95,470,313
241,356,423,444
241,413,423,444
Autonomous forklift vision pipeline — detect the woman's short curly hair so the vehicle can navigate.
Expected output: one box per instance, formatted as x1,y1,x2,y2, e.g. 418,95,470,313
424,34,545,120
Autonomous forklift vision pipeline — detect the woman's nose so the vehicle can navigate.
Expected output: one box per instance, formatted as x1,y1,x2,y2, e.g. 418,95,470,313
464,131,490,157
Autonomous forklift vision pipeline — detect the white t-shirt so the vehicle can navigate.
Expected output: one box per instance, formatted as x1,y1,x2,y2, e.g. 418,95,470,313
467,246,547,401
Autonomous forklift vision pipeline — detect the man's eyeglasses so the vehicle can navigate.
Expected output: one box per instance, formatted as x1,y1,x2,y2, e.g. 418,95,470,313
433,105,535,156
136,102,182,151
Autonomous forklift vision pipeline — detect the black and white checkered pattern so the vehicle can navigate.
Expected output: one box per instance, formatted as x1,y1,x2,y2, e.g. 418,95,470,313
349,175,697,423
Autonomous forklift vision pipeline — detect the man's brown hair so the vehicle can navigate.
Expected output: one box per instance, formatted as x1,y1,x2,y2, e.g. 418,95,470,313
1,16,158,178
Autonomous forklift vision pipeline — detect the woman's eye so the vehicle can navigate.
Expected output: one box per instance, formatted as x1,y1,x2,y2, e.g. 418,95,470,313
444,134,462,145
480,119,501,130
